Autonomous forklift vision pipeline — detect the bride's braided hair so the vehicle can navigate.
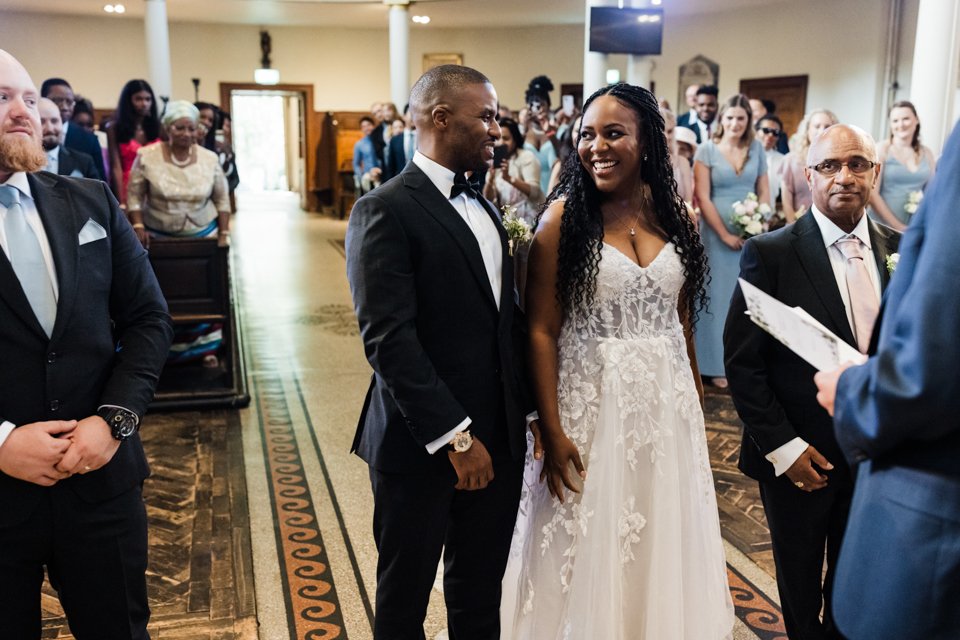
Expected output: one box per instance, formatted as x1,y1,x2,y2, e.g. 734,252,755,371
542,83,709,323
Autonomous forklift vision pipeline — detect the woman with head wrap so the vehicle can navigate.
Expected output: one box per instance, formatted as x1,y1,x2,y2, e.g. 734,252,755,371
127,100,231,249
127,100,231,368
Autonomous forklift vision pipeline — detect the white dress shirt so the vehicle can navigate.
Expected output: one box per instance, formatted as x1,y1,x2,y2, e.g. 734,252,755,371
412,152,504,454
697,119,714,143
0,172,62,448
765,206,881,476
45,145,61,174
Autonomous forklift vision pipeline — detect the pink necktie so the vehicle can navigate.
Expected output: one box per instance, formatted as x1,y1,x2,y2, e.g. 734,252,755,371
834,236,879,353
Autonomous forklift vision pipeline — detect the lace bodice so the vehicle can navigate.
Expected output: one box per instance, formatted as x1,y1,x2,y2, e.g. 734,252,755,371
561,242,685,344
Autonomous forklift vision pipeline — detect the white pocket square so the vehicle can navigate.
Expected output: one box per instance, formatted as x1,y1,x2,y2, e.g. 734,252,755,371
78,219,107,245
69,169,84,178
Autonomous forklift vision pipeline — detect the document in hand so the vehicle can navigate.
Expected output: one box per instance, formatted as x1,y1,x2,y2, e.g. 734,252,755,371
737,278,867,372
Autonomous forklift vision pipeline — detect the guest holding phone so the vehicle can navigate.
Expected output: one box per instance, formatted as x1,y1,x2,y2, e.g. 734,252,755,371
521,75,559,194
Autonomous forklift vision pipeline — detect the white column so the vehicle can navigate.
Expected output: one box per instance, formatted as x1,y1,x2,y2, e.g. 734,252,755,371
626,56,654,90
583,0,611,97
909,0,960,153
387,2,410,108
144,0,172,101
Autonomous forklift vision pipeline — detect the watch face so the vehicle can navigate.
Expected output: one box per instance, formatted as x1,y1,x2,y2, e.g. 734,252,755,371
117,418,137,438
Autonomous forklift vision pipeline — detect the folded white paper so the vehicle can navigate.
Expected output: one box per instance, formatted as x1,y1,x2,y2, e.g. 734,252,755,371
737,278,867,372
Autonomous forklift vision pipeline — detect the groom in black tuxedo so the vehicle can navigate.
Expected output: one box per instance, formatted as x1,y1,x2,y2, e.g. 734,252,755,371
724,124,899,639
346,65,531,639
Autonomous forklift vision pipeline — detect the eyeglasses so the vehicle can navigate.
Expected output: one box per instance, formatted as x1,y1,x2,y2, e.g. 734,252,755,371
759,127,780,136
808,159,877,176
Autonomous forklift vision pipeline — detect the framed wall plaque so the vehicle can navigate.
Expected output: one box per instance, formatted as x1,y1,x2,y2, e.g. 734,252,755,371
423,53,463,72
678,55,719,109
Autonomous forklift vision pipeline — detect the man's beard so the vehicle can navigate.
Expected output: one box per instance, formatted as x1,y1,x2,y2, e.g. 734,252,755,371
0,130,47,174
42,135,59,152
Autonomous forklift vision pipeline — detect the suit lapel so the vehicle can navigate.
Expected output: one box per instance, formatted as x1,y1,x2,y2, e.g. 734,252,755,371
57,148,75,177
791,213,857,346
28,173,81,342
403,164,501,311
868,219,897,291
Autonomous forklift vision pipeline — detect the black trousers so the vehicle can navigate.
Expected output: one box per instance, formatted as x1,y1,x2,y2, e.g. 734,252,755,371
760,476,852,640
369,460,523,640
0,483,149,640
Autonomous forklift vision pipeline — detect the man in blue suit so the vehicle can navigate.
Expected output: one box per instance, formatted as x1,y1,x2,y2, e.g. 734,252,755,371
815,120,960,638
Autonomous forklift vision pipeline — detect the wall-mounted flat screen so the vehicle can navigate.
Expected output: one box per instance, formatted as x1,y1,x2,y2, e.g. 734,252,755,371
589,7,664,55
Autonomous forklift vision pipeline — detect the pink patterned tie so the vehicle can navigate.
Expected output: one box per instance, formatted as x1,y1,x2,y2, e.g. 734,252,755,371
834,236,879,353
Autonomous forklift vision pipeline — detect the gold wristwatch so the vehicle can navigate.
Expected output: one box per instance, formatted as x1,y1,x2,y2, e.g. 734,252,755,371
450,430,474,453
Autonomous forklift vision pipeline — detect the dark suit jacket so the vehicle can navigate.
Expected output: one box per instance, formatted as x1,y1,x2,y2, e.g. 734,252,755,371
677,110,697,130
0,172,173,526
345,163,529,474
55,145,100,180
724,212,899,483
64,123,106,181
383,133,408,182
830,121,960,638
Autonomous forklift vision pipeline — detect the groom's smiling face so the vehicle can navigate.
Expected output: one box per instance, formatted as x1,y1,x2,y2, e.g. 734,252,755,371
445,82,500,173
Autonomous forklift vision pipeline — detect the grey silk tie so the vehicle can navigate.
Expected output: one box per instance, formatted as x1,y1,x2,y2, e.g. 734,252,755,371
0,185,57,336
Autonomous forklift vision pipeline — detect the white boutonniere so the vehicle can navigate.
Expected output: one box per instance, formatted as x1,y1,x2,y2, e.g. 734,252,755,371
501,205,532,256
904,190,923,216
886,252,900,275
730,192,772,238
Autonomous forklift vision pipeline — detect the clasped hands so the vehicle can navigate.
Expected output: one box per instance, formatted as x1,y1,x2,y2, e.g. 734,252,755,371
0,416,121,487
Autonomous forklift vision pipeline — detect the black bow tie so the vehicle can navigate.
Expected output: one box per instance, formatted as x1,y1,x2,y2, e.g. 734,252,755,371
450,172,483,200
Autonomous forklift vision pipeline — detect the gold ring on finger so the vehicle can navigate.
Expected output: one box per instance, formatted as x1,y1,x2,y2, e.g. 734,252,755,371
794,481,804,489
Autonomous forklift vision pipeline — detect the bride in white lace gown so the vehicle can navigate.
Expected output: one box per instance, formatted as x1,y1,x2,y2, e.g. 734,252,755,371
501,84,734,639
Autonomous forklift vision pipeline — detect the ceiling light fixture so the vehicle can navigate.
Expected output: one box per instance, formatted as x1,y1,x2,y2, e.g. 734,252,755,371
104,3,125,13
652,0,662,5
412,15,430,24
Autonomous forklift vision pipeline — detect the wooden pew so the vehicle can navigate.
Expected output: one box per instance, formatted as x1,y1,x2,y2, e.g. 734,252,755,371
147,237,250,410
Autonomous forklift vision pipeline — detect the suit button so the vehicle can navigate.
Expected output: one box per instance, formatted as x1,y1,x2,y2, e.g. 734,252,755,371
49,400,60,412
47,352,57,364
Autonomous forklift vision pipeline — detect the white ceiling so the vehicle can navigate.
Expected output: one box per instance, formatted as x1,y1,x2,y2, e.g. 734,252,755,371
1,0,794,28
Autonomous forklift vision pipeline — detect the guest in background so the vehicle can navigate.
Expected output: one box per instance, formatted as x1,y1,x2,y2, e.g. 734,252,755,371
71,96,95,132
352,115,382,194
683,85,719,144
39,77,106,181
868,101,936,231
126,100,230,368
522,75,559,194
662,108,694,204
107,79,161,207
693,94,769,388
756,114,786,206
217,111,240,214
547,114,581,195
38,98,99,179
677,83,700,130
195,101,219,151
384,104,416,181
782,109,838,222
484,118,543,223
126,100,229,248
674,125,698,165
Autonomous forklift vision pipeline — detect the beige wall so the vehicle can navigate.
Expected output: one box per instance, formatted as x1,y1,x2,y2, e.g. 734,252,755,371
1,0,916,137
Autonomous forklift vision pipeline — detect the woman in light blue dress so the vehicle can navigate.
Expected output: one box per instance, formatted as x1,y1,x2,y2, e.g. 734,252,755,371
869,101,937,230
693,94,770,386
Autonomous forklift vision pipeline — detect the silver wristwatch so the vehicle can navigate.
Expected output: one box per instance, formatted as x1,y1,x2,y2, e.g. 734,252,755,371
450,430,474,453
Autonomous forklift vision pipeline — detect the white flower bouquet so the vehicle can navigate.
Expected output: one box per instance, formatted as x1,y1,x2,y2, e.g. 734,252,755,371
730,192,771,238
501,204,532,255
904,190,923,216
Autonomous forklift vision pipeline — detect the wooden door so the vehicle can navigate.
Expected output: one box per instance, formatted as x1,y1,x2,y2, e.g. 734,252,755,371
739,75,808,139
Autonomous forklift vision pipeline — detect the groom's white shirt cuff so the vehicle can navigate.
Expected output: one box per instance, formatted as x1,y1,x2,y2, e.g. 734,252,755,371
426,417,471,454
0,421,15,450
766,436,809,476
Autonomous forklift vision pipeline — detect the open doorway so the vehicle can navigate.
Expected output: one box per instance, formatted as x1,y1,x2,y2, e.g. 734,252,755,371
220,83,315,210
